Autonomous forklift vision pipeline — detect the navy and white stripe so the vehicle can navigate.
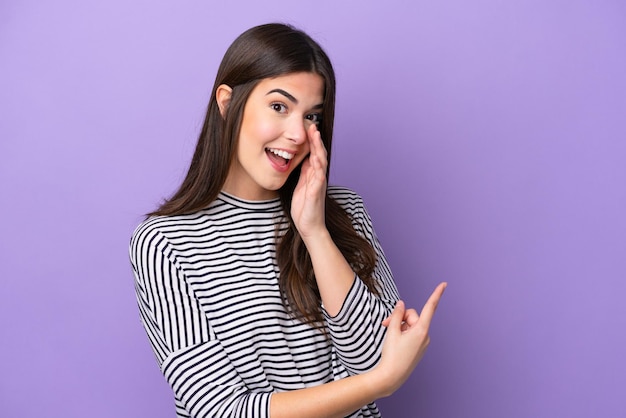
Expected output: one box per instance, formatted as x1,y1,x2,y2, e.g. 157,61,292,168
129,186,400,417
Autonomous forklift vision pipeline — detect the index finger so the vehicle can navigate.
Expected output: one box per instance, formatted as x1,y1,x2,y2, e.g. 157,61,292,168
418,282,447,327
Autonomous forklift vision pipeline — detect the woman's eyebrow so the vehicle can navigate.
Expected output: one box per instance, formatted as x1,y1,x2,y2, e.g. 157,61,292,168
266,89,323,109
267,88,299,103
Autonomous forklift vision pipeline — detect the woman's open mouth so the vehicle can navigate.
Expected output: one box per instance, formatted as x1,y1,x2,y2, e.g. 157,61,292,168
266,148,294,172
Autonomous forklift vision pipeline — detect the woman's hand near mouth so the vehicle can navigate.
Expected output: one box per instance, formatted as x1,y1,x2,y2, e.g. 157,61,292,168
291,123,328,240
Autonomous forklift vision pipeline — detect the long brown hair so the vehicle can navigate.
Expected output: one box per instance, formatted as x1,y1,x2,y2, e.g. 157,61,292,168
151,23,378,326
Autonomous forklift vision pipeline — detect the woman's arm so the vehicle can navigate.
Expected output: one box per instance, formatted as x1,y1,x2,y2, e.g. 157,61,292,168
271,285,447,418
291,124,362,316
131,222,274,416
271,369,379,418
321,187,402,375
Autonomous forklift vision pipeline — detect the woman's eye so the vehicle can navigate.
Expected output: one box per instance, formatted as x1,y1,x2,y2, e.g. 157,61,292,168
306,113,322,124
271,103,287,113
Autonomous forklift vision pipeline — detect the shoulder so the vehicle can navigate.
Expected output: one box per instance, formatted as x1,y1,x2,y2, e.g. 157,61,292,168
129,212,210,253
327,185,378,239
327,185,364,202
327,185,367,216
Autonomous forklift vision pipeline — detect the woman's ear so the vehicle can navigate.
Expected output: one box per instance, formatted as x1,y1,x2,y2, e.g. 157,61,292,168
216,84,233,118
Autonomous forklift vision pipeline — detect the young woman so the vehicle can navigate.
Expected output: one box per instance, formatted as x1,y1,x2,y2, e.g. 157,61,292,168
130,23,446,418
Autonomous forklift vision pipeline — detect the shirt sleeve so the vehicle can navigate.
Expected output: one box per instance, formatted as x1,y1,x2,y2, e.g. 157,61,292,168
130,221,272,418
322,190,401,376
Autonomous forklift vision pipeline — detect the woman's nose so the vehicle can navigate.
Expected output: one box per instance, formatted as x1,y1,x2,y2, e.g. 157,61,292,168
285,117,307,144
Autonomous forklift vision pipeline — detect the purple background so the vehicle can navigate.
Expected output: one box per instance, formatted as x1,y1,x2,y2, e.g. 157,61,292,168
2,1,625,417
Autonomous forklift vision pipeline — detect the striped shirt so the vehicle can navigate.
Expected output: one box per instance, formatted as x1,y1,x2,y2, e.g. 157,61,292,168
129,186,400,417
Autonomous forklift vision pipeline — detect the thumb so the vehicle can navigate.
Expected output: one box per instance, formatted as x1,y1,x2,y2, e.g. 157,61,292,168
386,300,406,332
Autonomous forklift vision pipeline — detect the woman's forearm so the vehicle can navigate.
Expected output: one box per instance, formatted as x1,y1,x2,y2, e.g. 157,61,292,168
302,228,356,317
271,284,447,418
270,368,384,418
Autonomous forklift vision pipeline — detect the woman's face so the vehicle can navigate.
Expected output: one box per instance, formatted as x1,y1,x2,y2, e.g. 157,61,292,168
223,72,325,200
